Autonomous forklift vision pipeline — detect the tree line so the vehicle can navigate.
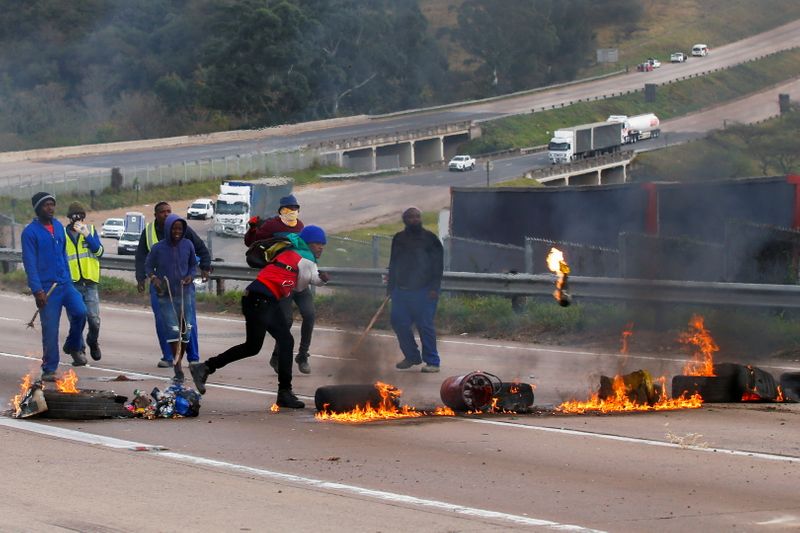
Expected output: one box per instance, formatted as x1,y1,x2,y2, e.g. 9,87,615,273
0,0,641,151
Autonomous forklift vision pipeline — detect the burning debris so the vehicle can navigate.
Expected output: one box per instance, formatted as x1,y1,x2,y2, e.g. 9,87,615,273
546,247,571,307
125,385,202,419
557,370,703,414
315,382,433,422
679,315,718,377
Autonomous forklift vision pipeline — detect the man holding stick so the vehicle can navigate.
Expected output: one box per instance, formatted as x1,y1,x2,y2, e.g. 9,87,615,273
21,192,87,381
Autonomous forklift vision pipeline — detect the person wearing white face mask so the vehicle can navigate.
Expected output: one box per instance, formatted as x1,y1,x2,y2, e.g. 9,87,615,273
244,194,317,375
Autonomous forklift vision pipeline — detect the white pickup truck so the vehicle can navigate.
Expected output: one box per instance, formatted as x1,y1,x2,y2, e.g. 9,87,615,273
448,154,476,171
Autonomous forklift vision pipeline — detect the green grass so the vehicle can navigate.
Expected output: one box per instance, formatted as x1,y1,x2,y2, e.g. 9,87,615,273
463,48,800,154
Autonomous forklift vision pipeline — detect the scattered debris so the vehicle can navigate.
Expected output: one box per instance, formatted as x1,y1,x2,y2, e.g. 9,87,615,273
125,385,202,419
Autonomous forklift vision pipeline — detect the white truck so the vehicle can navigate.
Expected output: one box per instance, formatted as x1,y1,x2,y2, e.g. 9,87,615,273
214,177,294,236
606,114,661,144
547,121,623,164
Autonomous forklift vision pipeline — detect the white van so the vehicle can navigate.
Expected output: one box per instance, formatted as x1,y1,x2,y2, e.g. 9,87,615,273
691,44,709,57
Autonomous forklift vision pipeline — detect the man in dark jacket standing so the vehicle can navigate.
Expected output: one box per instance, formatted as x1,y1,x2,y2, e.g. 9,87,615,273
387,207,444,373
135,201,211,368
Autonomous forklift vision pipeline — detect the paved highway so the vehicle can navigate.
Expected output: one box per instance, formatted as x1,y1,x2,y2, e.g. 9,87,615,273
1,291,799,531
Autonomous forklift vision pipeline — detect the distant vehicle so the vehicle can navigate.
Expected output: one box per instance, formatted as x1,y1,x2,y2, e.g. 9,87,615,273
636,62,654,72
448,155,476,171
606,114,661,144
215,178,293,237
123,212,146,235
117,232,140,255
547,121,623,164
670,52,688,63
646,57,661,68
187,198,215,220
691,44,709,57
100,217,125,239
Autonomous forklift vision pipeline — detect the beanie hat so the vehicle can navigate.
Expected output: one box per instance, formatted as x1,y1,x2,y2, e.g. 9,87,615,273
67,201,87,216
279,194,300,210
31,192,56,213
299,225,326,244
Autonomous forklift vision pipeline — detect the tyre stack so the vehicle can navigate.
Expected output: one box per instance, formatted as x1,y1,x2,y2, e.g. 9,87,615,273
671,363,779,403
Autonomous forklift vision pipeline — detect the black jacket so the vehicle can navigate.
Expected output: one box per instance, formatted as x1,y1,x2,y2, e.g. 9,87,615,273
135,223,211,282
387,227,443,292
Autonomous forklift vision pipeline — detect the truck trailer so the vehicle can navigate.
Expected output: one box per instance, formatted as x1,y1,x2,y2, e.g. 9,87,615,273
214,177,294,236
606,114,661,144
548,121,623,164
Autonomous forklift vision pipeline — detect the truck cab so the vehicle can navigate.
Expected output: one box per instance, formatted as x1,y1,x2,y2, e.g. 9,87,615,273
548,131,574,164
214,185,250,236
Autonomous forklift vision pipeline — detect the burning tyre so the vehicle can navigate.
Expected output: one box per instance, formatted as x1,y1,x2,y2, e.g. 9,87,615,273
42,389,132,420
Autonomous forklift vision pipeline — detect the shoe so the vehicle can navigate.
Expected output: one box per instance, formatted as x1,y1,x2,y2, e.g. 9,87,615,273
41,371,56,382
269,353,279,374
172,368,185,385
395,358,422,370
70,351,87,367
276,389,305,409
189,362,209,395
89,344,102,361
296,353,310,375
157,358,172,368
421,364,440,373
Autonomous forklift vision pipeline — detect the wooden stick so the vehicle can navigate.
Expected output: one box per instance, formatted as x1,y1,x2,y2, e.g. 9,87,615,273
350,295,390,356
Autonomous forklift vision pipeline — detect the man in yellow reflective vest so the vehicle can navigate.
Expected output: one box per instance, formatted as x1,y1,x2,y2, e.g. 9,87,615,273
65,201,104,362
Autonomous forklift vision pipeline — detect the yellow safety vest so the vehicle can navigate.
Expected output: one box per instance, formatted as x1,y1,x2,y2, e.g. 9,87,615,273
145,221,160,251
65,225,103,283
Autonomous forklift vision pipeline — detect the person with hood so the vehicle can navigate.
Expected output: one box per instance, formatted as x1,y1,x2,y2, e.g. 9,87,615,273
135,201,211,368
190,225,330,409
64,201,104,361
387,207,444,373
244,194,316,375
144,214,198,383
21,192,87,381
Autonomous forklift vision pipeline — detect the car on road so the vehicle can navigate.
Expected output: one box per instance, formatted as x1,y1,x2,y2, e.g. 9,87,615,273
670,52,688,63
117,232,140,255
636,62,654,72
646,57,662,68
187,198,215,220
101,217,125,239
448,154,476,171
691,44,709,57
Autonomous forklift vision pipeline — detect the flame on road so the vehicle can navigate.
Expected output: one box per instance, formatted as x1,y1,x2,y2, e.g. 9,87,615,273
680,315,718,377
11,374,33,413
55,369,80,393
557,375,702,414
315,381,455,423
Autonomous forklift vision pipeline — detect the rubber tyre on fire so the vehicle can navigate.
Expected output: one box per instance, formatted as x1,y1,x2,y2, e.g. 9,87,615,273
671,375,738,403
42,390,132,420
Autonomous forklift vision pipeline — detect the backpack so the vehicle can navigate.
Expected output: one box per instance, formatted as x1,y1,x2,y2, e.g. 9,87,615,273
245,237,294,269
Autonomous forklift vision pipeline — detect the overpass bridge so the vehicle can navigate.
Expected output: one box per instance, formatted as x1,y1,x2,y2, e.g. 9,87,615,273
525,150,635,186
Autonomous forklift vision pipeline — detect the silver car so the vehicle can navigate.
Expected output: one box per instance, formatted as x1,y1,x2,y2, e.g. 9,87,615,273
101,218,125,239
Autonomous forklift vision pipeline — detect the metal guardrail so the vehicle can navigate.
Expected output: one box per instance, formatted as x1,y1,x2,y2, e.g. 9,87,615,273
3,249,800,308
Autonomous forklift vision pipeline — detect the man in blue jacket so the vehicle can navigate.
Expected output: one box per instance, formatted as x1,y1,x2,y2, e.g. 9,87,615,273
21,192,87,381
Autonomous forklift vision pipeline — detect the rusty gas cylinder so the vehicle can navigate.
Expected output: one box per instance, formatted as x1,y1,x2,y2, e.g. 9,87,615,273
440,371,502,412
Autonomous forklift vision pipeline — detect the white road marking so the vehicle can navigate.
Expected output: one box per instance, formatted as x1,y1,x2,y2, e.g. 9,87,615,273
0,417,603,532
465,418,800,464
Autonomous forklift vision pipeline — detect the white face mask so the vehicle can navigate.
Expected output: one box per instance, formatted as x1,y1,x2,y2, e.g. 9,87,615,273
280,209,299,226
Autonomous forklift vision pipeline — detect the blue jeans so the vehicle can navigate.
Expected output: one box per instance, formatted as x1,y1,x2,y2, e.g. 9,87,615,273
150,286,199,362
157,290,195,345
40,282,86,373
74,282,100,348
390,288,440,366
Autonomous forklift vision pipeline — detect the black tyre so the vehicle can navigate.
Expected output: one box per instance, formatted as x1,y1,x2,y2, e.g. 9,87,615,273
671,374,737,403
314,384,396,413
780,372,800,401
42,390,132,420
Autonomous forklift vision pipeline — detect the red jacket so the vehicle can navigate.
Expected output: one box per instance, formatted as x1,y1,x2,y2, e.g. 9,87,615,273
244,216,304,246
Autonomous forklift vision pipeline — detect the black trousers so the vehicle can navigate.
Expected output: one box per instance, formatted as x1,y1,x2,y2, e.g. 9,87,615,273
206,292,294,391
273,288,315,358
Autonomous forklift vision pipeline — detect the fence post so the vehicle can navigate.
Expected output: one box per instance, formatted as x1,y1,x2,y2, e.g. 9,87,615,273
371,235,381,268
524,237,534,274
443,236,451,271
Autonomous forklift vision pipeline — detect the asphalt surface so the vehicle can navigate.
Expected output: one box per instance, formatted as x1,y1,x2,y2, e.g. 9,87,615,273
1,291,799,531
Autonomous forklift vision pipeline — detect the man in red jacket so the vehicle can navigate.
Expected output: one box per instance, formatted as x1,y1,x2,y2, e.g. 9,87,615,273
244,194,318,375
191,225,329,409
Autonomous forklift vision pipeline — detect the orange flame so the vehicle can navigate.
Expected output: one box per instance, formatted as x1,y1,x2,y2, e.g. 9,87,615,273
620,323,634,355
546,248,570,304
557,375,703,414
315,381,455,423
776,386,786,403
11,374,33,413
270,403,280,412
55,369,80,393
679,315,718,376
